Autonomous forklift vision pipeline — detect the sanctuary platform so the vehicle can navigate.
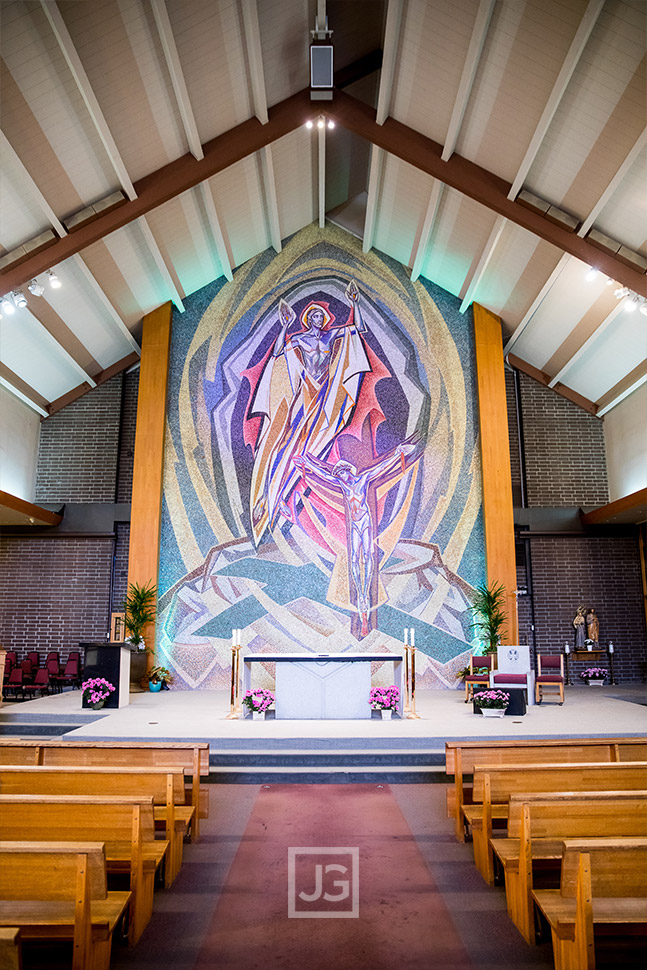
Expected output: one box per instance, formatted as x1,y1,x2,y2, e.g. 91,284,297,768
1,684,645,784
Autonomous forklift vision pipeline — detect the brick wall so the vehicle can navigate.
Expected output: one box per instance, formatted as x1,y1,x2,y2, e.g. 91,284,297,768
518,373,608,508
505,368,522,505
35,375,123,503
0,536,113,660
116,368,139,503
523,536,645,682
111,521,131,615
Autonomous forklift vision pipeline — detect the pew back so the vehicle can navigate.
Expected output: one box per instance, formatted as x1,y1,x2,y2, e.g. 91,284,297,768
0,841,107,900
0,765,185,804
473,761,647,804
507,790,647,839
559,838,647,898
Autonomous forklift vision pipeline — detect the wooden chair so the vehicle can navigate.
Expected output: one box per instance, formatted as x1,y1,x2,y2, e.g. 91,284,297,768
535,654,565,704
464,654,495,702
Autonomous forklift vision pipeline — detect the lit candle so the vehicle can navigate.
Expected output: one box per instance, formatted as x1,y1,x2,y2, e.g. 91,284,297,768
564,643,570,655
608,642,614,654
410,628,415,647
404,628,408,646
232,631,235,648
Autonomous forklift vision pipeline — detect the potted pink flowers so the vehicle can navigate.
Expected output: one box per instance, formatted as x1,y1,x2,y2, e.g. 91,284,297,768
243,688,275,720
580,667,608,686
473,688,510,717
81,677,116,710
370,685,400,719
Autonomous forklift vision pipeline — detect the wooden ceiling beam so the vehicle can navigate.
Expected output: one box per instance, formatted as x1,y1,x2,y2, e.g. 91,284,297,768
581,488,647,526
46,351,140,416
506,353,599,416
0,490,62,527
330,92,647,295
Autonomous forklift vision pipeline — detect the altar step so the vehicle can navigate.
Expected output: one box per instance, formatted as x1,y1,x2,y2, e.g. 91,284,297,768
208,747,446,784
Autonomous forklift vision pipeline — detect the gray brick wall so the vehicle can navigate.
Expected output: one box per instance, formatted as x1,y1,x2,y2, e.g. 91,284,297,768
518,373,609,508
116,368,139,503
35,375,123,503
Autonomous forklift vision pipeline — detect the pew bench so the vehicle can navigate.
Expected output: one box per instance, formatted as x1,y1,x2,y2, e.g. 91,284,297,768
0,794,168,946
444,738,647,841
0,765,192,888
463,761,647,884
490,791,647,943
532,839,647,970
0,928,21,970
0,740,210,841
0,841,131,970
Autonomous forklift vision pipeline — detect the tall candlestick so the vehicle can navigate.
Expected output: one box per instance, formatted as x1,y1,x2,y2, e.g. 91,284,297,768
404,628,408,646
410,628,415,647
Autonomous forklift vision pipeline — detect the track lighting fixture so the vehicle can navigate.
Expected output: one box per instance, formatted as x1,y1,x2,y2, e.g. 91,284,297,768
12,291,27,308
28,279,44,297
1,296,15,314
47,270,61,289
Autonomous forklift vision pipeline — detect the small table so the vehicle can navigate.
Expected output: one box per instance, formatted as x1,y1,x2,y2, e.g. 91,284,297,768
243,652,404,719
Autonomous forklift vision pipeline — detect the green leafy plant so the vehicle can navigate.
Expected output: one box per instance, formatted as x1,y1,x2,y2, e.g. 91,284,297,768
123,581,157,648
148,665,173,686
470,581,507,655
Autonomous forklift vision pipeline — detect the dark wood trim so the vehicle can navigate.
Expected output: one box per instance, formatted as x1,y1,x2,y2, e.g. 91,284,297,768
0,363,49,410
46,351,140,416
329,92,646,295
507,353,599,416
2,72,644,297
595,360,647,412
581,488,647,526
0,490,62,526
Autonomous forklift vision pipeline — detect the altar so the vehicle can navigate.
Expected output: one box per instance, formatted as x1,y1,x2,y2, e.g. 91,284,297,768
243,653,404,719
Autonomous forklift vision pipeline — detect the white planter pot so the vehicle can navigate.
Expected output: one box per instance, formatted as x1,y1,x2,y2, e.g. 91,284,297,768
480,707,507,717
586,680,604,687
380,709,393,720
252,711,266,720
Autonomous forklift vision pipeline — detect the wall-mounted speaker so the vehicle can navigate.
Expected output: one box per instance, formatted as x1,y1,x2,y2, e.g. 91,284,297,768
310,44,333,90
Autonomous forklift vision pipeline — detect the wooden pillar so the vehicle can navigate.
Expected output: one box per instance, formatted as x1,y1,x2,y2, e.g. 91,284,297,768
473,302,519,643
127,302,173,665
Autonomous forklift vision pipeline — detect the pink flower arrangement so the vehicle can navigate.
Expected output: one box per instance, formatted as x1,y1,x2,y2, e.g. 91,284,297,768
579,667,608,680
81,677,116,705
370,685,400,711
473,689,510,709
242,688,275,714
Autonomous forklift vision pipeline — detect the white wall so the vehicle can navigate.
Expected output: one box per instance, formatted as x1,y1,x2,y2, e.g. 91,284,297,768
603,382,647,502
0,385,41,501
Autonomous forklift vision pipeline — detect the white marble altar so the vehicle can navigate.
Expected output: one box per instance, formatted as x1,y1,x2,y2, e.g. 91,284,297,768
243,653,403,720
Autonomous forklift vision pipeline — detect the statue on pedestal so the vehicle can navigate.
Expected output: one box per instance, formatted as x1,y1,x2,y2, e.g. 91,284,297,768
573,605,586,649
585,608,599,647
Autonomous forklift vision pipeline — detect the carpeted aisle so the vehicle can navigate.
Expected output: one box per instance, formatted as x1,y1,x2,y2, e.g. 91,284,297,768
193,784,473,970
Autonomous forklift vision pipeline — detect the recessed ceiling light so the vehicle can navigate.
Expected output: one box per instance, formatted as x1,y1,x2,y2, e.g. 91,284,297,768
327,120,335,129
317,117,325,129
305,119,313,129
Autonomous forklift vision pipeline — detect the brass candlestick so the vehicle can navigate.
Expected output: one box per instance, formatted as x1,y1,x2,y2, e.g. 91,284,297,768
226,633,243,719
405,644,421,719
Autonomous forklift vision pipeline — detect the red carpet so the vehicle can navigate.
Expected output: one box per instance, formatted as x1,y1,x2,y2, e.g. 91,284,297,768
194,784,473,970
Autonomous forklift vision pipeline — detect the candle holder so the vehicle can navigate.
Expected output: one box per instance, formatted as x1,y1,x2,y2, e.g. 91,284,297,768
608,642,617,685
404,643,421,719
226,631,243,718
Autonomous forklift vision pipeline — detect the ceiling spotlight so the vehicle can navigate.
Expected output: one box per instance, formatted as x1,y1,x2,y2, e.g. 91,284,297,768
625,297,639,313
28,279,44,297
605,277,614,285
12,290,27,308
317,117,325,129
305,119,313,129
614,286,629,299
47,270,61,289
639,303,647,317
327,119,335,129
585,268,598,282
1,296,15,314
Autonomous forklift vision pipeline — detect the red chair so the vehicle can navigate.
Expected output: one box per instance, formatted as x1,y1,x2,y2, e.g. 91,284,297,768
23,668,50,698
5,651,17,670
26,651,40,667
535,654,565,704
57,658,80,690
46,651,60,662
20,659,34,683
46,658,61,691
464,654,496,702
4,668,23,700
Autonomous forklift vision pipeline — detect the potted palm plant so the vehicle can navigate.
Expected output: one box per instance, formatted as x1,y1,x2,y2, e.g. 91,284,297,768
123,581,157,651
470,581,507,655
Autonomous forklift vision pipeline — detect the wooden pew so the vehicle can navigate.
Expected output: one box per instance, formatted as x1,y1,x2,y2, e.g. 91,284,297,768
0,766,191,888
445,738,647,841
0,841,131,970
0,928,21,970
0,740,210,841
532,839,647,970
0,795,168,946
464,761,647,884
491,791,647,943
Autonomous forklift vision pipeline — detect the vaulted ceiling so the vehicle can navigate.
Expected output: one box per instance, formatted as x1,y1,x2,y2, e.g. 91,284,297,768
1,0,645,420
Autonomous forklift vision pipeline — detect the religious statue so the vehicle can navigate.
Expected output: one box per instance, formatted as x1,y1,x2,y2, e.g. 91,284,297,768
293,436,423,637
246,280,371,545
573,605,586,649
585,607,599,646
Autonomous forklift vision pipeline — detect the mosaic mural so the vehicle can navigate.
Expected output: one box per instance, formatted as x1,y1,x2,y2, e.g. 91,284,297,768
158,224,485,689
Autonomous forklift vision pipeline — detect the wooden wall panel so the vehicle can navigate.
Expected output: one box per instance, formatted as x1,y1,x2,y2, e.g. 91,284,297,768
473,302,519,643
127,302,172,657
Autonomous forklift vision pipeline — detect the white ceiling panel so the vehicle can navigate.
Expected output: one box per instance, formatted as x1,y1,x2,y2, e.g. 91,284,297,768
466,222,543,317
272,128,317,241
101,222,175,317
0,308,86,400
565,304,647,398
209,154,270,270
372,153,435,271
258,0,313,108
0,141,50,251
591,143,647,257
